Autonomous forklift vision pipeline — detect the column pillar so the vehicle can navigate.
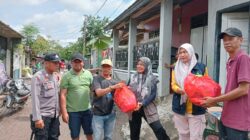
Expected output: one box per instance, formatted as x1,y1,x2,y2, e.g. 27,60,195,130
128,18,137,78
158,0,173,96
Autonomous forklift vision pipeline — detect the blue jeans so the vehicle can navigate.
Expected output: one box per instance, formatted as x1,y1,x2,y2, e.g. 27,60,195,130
92,112,116,140
219,121,248,140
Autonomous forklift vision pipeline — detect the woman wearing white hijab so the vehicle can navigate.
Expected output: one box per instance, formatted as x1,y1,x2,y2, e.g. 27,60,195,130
171,43,208,140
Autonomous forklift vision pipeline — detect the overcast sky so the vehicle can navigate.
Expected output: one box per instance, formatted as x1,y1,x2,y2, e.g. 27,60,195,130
0,0,135,46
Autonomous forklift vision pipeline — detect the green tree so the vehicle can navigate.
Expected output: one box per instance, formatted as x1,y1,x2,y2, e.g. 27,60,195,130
59,38,83,61
48,39,63,54
82,15,111,67
21,23,39,47
31,35,50,55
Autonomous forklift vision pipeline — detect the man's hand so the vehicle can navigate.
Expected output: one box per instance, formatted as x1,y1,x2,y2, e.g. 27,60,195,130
62,112,69,124
111,82,124,90
35,120,44,129
134,102,142,111
202,97,217,108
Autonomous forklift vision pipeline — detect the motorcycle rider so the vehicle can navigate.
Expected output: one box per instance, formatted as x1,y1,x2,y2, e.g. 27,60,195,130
30,53,61,140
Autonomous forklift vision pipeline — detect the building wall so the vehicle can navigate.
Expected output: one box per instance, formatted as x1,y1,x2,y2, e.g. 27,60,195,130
144,18,160,31
172,0,208,48
143,0,208,49
12,38,22,79
207,0,250,79
6,38,12,77
1,37,22,78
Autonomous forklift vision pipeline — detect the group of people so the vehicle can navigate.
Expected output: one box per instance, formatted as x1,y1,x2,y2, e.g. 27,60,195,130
30,27,249,140
30,52,170,140
170,27,250,140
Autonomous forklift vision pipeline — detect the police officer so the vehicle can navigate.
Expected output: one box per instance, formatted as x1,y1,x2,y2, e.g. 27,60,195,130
31,53,61,140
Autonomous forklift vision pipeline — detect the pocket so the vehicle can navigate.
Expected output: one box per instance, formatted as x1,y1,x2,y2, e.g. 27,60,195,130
144,103,157,116
198,115,206,137
172,94,180,106
42,81,55,97
43,81,55,90
85,109,93,117
43,89,55,97
34,127,46,135
172,94,182,111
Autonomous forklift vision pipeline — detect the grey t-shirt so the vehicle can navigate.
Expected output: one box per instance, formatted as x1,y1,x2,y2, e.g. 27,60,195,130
92,75,118,116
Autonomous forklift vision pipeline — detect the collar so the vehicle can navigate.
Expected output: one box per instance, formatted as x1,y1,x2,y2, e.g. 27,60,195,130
70,69,85,75
42,69,54,81
42,69,53,76
228,49,244,63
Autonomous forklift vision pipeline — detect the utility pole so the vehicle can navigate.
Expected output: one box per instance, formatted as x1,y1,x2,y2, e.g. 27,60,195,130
83,15,87,56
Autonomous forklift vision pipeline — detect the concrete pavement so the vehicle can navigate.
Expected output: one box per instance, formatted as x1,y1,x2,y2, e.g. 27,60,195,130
0,98,127,140
0,99,82,140
0,95,178,140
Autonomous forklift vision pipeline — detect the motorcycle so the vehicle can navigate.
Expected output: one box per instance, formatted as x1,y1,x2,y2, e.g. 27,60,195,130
0,63,30,114
5,79,30,108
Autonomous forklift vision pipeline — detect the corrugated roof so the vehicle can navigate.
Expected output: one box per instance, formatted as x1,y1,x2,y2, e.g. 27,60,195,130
0,20,23,38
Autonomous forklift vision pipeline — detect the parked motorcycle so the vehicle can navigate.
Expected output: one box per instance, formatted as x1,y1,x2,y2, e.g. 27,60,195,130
6,79,30,107
0,63,30,114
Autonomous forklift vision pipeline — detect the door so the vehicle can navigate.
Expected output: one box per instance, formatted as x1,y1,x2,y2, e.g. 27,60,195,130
190,26,208,65
219,12,249,92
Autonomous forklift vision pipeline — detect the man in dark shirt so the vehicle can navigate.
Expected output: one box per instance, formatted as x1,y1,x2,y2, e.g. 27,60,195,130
92,59,123,140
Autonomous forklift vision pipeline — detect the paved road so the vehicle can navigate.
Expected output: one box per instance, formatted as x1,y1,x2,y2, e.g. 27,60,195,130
0,78,126,140
0,95,179,140
0,98,76,140
0,79,180,140
0,98,127,140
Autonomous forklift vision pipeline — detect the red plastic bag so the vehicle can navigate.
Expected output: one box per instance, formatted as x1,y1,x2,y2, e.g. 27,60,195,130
114,85,137,113
184,74,221,106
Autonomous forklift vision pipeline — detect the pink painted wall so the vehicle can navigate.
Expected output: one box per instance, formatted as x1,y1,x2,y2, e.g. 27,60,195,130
172,0,208,48
143,0,208,48
144,18,160,31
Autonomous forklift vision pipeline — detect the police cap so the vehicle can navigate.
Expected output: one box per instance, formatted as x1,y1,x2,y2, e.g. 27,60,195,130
44,53,60,62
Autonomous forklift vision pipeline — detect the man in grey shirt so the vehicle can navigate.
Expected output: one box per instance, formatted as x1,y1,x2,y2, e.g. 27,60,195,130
31,53,61,140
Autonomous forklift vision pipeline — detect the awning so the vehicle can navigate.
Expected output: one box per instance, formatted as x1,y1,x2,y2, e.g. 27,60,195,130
105,0,192,30
0,20,23,38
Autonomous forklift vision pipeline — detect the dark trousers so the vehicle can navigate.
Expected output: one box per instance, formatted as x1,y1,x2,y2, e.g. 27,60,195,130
219,121,248,140
31,116,60,140
129,108,170,140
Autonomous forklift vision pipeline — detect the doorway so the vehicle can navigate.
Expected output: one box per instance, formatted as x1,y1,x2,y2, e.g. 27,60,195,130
219,12,249,92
